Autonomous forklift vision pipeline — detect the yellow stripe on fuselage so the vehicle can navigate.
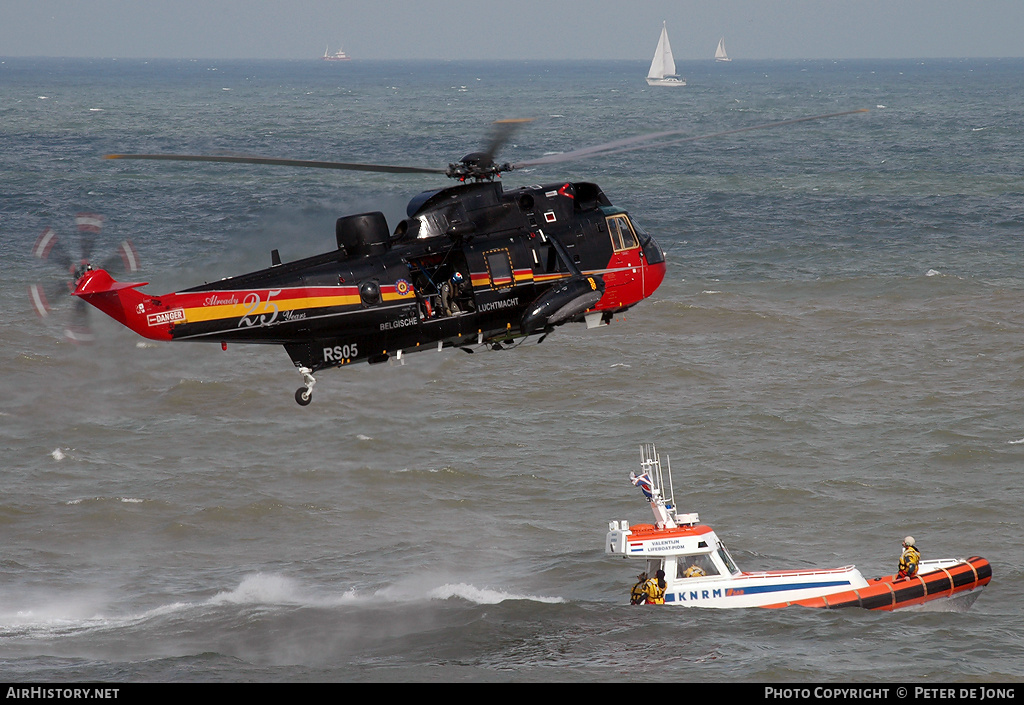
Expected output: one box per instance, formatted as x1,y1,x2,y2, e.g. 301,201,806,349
180,293,362,323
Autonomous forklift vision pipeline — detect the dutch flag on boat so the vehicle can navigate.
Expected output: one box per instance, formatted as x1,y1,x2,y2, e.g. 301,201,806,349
630,471,654,500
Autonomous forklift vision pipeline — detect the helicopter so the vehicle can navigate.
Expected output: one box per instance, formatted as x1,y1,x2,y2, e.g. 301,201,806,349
72,110,865,405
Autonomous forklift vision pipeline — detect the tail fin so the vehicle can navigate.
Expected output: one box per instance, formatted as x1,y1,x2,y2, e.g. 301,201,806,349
72,269,172,341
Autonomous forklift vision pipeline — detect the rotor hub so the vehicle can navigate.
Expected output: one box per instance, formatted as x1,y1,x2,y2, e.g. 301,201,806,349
446,152,512,182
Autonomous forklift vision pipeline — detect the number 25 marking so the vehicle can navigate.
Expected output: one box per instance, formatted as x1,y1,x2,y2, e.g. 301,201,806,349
238,290,282,328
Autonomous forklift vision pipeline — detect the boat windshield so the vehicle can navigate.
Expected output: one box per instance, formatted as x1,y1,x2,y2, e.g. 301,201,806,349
675,553,720,578
717,544,740,575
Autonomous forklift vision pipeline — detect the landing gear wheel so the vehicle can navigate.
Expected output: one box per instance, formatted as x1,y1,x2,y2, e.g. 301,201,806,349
294,365,317,406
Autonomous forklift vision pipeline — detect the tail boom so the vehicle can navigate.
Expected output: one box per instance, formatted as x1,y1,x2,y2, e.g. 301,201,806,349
72,269,174,341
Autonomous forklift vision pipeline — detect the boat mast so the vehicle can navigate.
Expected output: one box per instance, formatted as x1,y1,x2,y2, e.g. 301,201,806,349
640,443,678,528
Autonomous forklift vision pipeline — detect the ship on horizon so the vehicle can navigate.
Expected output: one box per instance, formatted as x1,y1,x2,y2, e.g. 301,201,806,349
322,45,351,61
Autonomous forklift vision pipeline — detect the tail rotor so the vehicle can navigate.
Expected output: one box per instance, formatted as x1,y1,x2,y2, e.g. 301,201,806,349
29,213,140,344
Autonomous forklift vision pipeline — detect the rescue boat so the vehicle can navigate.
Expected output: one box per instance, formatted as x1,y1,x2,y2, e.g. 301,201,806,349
606,445,992,611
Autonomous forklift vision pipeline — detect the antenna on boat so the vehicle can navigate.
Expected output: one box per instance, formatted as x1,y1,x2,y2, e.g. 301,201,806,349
665,452,676,511
640,442,674,507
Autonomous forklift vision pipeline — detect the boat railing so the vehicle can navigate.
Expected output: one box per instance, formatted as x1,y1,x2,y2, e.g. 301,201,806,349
741,565,859,578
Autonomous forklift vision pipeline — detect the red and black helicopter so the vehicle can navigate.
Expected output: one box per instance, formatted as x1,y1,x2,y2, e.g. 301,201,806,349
70,111,864,405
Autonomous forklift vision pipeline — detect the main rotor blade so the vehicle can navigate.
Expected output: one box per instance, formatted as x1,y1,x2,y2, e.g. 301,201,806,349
105,153,447,175
514,109,869,168
483,118,533,164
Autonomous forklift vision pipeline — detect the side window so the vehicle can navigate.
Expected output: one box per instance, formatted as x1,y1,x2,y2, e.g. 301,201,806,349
676,553,720,578
607,215,639,252
485,249,514,289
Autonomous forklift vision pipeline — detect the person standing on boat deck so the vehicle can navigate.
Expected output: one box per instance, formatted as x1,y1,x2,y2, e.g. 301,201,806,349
897,536,921,580
630,572,650,604
649,569,667,604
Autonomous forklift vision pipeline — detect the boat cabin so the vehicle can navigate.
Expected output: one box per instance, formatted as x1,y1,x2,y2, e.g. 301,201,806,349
606,446,742,590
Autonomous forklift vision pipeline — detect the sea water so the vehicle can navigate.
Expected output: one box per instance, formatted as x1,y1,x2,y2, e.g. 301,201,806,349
0,57,1021,682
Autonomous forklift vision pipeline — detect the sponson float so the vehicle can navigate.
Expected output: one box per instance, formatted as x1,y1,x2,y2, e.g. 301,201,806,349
606,445,992,611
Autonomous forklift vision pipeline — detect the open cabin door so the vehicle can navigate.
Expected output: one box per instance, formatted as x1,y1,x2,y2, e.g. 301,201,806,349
406,251,476,322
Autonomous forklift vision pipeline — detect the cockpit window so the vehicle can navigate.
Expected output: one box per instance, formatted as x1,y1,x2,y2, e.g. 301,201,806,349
415,212,444,239
627,215,666,266
630,217,652,247
606,214,639,252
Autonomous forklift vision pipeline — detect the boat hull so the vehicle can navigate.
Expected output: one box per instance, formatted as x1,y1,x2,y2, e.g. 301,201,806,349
646,77,686,87
658,557,991,610
776,557,992,612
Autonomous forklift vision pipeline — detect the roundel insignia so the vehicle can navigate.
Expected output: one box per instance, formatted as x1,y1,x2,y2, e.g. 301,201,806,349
395,279,412,296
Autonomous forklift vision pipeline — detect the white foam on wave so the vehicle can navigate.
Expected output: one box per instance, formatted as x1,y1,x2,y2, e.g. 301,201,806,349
0,592,201,639
369,573,564,605
51,448,65,461
206,572,365,608
423,582,564,605
64,496,145,505
0,583,158,637
0,572,564,639
209,572,305,605
211,572,564,607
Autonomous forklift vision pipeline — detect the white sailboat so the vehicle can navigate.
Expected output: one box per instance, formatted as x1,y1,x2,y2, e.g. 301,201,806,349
646,22,685,87
715,37,731,62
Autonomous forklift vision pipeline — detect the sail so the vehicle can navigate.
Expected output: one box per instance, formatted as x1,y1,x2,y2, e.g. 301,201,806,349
715,37,731,62
647,23,677,80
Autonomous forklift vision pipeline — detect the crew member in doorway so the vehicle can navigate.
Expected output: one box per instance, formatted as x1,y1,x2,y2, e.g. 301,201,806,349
649,569,667,604
440,270,467,315
630,572,650,604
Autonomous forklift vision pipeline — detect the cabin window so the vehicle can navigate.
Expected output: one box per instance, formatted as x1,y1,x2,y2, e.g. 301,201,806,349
675,554,720,579
484,249,515,289
606,214,639,252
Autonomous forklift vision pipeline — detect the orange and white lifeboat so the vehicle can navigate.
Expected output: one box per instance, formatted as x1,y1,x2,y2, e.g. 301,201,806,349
607,445,991,611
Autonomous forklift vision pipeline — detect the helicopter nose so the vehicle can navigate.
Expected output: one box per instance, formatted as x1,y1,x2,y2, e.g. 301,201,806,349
644,259,667,298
